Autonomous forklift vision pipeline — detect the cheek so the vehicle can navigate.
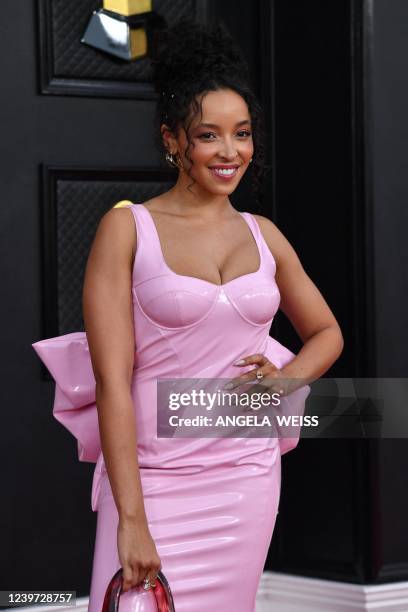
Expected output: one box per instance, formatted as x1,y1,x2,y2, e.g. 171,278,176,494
188,144,216,167
242,140,254,160
182,140,254,172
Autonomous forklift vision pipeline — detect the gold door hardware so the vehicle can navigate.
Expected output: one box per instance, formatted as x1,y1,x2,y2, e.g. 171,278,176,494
103,0,151,16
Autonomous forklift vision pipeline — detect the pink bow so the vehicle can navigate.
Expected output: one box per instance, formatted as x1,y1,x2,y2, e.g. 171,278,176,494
32,332,100,463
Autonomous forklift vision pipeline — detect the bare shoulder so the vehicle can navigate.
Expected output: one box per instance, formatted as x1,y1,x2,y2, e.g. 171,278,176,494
252,213,302,269
91,205,137,263
97,207,137,249
99,204,135,233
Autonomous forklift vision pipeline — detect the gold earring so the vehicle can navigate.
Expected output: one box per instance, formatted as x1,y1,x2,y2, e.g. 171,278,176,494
165,151,184,170
165,151,177,168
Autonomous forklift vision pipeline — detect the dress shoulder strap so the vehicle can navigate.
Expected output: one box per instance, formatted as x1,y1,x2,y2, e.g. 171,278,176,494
241,211,277,275
113,201,167,285
240,211,263,249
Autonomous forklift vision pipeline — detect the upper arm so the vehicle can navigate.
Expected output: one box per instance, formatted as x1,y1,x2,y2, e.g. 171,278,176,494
254,214,343,344
82,207,136,387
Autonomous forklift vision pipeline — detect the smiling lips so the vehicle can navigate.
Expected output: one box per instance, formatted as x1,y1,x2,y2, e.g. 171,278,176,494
209,165,240,180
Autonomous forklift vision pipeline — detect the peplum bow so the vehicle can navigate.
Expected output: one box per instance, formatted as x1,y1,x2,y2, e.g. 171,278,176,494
31,331,311,510
32,332,101,464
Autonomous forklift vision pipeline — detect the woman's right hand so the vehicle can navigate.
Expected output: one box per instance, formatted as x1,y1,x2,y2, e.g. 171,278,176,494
117,517,162,592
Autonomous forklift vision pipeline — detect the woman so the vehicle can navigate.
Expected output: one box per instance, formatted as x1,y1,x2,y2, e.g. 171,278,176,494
83,18,344,611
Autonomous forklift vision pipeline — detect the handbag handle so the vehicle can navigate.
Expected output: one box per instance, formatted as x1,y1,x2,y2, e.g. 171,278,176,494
102,568,176,612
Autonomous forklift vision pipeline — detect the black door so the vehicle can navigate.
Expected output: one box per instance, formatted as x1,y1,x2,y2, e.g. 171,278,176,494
1,0,270,593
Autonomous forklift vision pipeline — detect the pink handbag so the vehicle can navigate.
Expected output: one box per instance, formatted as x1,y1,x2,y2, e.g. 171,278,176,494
102,568,175,612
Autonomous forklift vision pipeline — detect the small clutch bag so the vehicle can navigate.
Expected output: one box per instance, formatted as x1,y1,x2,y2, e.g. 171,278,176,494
102,568,176,612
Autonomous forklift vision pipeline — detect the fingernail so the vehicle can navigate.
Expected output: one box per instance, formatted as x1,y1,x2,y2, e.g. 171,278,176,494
233,359,245,365
224,382,234,389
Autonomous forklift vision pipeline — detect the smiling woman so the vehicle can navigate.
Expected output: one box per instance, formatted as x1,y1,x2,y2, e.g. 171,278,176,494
158,88,256,198
150,19,266,205
167,89,253,186
32,15,343,612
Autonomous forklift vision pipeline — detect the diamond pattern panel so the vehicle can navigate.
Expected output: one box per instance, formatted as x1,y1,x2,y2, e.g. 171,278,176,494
55,178,173,334
45,0,197,81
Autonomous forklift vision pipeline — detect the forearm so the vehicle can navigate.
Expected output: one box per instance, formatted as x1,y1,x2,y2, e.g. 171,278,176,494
95,381,147,524
280,325,344,387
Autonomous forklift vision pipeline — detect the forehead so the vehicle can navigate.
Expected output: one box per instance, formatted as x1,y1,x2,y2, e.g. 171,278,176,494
193,89,250,125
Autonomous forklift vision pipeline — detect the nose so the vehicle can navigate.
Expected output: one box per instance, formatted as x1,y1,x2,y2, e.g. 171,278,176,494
219,136,238,160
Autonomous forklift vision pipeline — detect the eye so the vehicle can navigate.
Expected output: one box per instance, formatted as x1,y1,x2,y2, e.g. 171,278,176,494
198,132,217,140
197,130,252,140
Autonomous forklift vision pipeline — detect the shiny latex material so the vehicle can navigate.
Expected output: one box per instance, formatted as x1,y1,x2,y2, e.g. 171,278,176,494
102,568,175,612
32,203,311,611
32,332,99,462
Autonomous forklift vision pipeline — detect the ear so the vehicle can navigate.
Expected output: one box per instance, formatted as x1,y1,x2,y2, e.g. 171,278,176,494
161,123,178,153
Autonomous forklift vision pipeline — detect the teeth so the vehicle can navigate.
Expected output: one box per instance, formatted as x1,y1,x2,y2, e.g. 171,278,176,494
212,168,236,175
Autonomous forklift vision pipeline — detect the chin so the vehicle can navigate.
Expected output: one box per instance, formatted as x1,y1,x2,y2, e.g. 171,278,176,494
206,185,236,196
192,172,242,195
204,177,242,193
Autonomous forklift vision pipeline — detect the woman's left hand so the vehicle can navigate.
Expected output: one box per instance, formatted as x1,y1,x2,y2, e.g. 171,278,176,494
224,353,287,397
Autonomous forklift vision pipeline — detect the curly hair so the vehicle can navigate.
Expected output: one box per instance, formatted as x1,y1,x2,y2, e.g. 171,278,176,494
149,17,266,206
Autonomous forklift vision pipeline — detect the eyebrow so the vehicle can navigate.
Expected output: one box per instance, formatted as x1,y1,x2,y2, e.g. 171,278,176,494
195,120,251,129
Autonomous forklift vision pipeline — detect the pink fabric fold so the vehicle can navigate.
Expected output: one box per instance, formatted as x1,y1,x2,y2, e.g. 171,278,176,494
31,331,310,464
264,335,311,456
32,332,100,463
31,328,311,512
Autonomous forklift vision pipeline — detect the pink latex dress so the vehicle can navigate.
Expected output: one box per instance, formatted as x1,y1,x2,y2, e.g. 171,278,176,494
32,203,310,611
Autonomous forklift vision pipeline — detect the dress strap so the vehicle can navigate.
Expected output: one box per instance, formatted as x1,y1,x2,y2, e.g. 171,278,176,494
113,202,276,281
241,212,277,276
239,212,263,250
114,201,168,285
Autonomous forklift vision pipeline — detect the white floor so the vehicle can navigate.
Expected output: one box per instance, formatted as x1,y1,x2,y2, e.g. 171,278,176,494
256,572,408,611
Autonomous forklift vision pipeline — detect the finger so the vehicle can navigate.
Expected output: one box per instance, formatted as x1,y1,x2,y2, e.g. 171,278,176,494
152,563,163,587
225,361,276,390
233,353,269,367
147,568,159,588
250,370,285,393
141,576,152,590
231,367,286,396
121,563,134,592
223,370,257,390
138,566,150,588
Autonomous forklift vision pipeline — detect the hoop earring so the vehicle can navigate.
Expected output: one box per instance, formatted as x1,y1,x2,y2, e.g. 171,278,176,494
165,151,184,171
